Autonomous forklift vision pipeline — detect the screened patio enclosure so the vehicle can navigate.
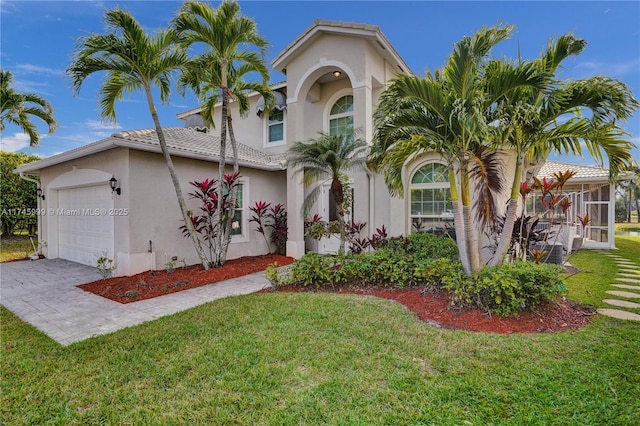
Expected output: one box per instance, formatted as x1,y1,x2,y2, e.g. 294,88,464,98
527,161,623,251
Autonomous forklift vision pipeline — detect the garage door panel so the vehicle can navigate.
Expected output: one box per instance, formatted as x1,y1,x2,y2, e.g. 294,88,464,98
58,185,114,266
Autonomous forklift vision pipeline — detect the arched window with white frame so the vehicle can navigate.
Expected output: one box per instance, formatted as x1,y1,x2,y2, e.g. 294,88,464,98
328,94,353,137
410,162,453,233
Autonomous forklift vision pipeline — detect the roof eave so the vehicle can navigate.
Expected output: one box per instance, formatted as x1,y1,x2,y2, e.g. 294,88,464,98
271,20,412,75
176,81,288,121
14,139,118,174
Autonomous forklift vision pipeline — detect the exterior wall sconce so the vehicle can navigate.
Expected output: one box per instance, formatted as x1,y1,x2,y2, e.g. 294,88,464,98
36,187,45,200
333,70,342,77
109,176,121,195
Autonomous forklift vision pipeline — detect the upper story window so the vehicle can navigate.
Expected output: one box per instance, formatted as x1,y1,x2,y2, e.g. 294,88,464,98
267,109,285,144
257,90,287,147
410,162,453,233
329,95,353,137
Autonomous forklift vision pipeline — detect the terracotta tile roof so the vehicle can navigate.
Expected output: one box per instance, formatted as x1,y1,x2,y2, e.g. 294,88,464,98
536,161,610,181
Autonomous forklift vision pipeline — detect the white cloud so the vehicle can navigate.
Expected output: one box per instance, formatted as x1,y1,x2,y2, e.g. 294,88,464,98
574,58,640,78
0,132,33,152
83,120,122,131
0,1,17,14
14,64,64,76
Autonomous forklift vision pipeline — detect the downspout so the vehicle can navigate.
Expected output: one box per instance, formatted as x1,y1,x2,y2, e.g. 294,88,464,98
366,170,375,234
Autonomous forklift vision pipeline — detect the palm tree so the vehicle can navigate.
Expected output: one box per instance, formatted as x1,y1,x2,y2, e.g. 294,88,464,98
488,34,639,266
173,0,270,267
370,25,546,274
0,69,57,146
66,7,210,269
288,132,369,254
178,55,273,265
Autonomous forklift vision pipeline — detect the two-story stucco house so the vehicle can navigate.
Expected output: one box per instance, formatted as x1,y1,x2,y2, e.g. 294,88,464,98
15,20,621,276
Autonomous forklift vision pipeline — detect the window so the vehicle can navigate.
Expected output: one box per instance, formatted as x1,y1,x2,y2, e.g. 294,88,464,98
230,184,244,236
329,95,353,137
409,163,453,233
267,109,284,144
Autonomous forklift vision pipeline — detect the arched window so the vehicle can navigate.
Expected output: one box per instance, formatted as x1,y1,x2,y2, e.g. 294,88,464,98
328,95,353,137
410,163,453,233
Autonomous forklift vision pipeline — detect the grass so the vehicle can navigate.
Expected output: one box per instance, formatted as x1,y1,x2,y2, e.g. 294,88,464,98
0,236,34,262
2,238,640,424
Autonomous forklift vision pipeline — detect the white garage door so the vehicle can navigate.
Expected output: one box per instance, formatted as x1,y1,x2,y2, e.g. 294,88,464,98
57,185,114,266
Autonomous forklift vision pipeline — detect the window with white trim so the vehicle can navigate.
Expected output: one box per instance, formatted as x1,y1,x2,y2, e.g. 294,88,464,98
410,163,453,233
230,183,244,236
266,109,284,144
329,95,353,137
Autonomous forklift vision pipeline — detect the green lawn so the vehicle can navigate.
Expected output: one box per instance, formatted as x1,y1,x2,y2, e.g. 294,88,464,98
0,236,34,262
2,238,639,425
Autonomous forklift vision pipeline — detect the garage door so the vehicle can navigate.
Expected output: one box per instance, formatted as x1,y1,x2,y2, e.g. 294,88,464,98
57,185,114,266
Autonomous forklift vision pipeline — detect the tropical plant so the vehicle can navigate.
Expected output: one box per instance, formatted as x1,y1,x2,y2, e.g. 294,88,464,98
370,24,546,274
370,24,639,274
66,7,210,269
179,174,241,264
488,34,638,266
249,201,288,255
0,69,57,146
173,0,271,267
288,132,369,253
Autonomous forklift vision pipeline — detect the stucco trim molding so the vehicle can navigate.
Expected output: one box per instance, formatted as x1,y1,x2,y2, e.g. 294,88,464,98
48,168,113,190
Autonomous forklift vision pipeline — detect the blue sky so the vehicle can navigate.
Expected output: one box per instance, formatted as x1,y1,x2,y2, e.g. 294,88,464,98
1,0,639,166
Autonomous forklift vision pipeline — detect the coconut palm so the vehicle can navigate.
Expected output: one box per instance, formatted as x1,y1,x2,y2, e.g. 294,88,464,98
0,69,57,146
66,7,211,269
173,0,270,267
370,24,546,274
288,132,369,254
488,34,639,266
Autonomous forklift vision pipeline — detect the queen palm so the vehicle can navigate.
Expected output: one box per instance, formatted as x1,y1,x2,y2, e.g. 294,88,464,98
288,132,369,254
0,69,57,146
488,34,639,266
66,8,210,269
173,0,270,267
370,25,546,274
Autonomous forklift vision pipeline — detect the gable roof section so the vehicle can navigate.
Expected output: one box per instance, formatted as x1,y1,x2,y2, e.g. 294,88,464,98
272,19,412,75
16,127,286,174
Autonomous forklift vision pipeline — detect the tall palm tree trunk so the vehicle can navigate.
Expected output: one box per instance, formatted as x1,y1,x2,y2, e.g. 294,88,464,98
460,171,480,273
144,88,210,269
212,87,229,267
220,113,240,263
449,168,471,274
489,160,523,266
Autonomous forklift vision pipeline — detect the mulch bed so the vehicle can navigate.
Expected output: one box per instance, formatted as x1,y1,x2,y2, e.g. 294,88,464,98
273,285,595,334
77,252,594,333
78,254,294,304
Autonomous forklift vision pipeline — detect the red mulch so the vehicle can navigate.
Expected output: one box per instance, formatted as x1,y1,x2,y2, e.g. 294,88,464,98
273,286,595,334
77,252,594,333
78,254,294,304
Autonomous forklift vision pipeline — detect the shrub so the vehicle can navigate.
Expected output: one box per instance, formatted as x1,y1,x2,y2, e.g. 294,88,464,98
281,233,459,289
289,252,335,287
444,261,566,316
414,257,465,287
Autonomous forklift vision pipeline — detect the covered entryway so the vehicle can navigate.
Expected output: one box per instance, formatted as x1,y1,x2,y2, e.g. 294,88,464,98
57,184,114,265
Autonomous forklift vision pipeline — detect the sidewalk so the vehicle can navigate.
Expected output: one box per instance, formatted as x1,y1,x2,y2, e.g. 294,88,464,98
0,258,271,345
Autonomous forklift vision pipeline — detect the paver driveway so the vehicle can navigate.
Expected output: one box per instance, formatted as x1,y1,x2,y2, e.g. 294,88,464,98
1,258,270,345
